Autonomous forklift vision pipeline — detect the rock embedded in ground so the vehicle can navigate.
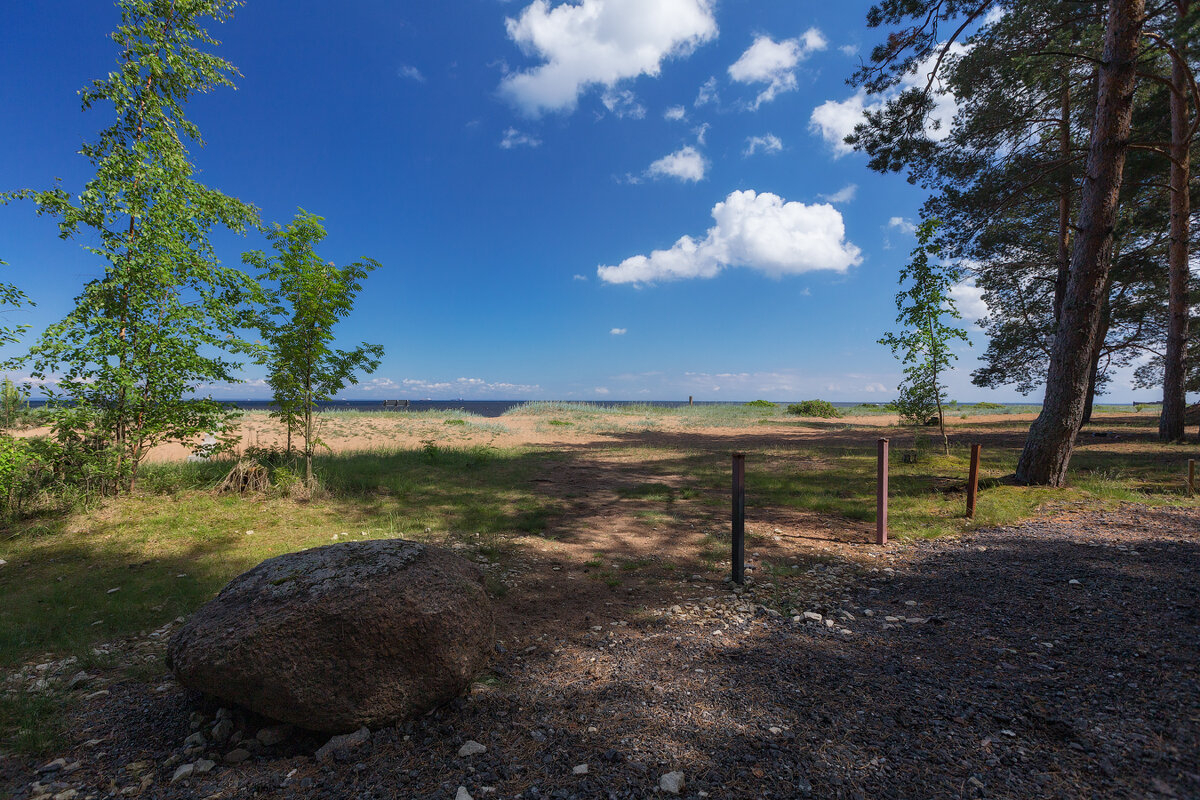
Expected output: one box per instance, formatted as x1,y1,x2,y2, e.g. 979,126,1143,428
255,725,291,747
315,727,371,763
660,771,685,794
458,740,487,757
166,539,494,733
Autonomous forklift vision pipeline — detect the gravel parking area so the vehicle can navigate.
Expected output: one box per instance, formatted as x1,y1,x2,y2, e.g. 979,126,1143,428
7,505,1199,800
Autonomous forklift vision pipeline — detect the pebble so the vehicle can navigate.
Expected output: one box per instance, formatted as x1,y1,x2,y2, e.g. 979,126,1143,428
194,758,216,774
456,787,473,800
573,764,588,775
171,763,195,783
458,740,487,757
183,731,206,748
660,771,685,794
52,791,78,800
802,611,822,622
37,758,67,774
211,718,234,743
1068,579,1082,586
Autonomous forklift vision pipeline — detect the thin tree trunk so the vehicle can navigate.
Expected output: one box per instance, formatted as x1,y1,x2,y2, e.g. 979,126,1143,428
1084,286,1108,424
1016,0,1145,486
1160,9,1191,441
1054,78,1073,324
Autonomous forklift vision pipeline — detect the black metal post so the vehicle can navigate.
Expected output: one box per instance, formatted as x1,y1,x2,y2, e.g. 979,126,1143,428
732,452,745,584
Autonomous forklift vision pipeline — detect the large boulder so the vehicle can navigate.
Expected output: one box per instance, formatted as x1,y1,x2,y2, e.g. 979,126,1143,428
166,539,493,733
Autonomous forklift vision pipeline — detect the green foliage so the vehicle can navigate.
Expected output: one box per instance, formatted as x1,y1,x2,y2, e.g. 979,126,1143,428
0,258,34,348
786,400,843,418
972,401,1005,410
0,435,61,518
878,219,969,452
744,399,775,408
12,0,257,494
246,209,384,486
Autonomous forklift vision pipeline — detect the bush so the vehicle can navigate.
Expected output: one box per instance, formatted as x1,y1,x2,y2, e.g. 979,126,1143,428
744,400,775,408
0,435,61,517
786,400,842,419
972,401,1005,410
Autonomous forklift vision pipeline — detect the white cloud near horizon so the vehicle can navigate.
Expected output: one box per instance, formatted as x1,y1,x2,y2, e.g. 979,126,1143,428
597,189,862,285
743,133,783,156
809,43,966,156
499,0,718,116
646,145,708,182
819,184,857,203
500,128,542,149
728,31,826,108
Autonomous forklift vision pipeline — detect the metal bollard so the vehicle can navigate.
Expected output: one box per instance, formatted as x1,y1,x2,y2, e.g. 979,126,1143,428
876,439,889,546
732,452,745,584
967,443,981,518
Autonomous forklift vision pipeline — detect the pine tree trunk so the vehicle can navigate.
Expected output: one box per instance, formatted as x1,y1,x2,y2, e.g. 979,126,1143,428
1160,17,1191,442
1016,0,1144,486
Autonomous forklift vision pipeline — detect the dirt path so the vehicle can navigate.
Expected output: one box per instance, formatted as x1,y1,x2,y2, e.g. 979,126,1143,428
7,505,1197,800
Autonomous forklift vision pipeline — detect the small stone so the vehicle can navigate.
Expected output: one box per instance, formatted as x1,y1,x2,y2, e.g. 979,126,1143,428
171,763,195,783
52,790,78,800
824,619,835,628
904,600,917,607
802,611,822,622
256,724,291,747
223,749,251,764
587,726,598,733
660,771,685,795
37,758,67,774
458,740,487,757
106,587,121,594
315,727,370,763
194,758,216,774
183,731,206,748
456,788,473,800
573,764,588,775
66,671,92,690
1068,579,1081,586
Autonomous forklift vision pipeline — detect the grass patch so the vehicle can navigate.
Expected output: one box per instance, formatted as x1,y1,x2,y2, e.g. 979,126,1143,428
0,691,66,755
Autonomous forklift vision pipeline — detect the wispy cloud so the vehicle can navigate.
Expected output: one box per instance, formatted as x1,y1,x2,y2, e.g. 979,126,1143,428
819,184,857,204
729,30,827,108
398,64,426,82
500,127,542,149
743,133,783,156
610,327,627,335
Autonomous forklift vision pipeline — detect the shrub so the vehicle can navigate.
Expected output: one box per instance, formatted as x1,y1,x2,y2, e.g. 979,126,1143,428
786,400,842,418
744,400,775,408
972,401,1005,410
0,435,61,517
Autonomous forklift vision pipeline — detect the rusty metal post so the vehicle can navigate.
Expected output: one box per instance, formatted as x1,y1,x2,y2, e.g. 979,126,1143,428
1189,459,1196,495
966,443,982,518
876,439,889,546
732,452,745,584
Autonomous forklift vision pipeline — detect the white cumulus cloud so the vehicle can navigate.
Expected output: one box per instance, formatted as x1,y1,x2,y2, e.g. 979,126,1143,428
743,133,783,156
664,104,687,121
610,327,627,335
597,189,862,285
500,128,542,149
646,145,707,182
809,43,967,156
728,30,826,108
949,280,988,323
500,0,718,116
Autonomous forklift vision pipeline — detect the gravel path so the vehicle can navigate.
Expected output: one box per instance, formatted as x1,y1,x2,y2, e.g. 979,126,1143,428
7,505,1199,800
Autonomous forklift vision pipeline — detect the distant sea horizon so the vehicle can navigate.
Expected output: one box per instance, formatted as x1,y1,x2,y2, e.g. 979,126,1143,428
26,398,1159,419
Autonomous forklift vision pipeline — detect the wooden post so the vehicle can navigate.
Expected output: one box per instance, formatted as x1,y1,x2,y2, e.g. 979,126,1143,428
1189,459,1195,495
732,452,745,584
689,395,693,406
876,439,889,546
966,443,982,518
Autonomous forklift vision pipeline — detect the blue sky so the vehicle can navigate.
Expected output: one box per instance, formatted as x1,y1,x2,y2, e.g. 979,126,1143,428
0,1,1154,402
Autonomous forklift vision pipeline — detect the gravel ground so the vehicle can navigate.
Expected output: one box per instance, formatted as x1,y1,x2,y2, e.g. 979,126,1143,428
5,505,1198,800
